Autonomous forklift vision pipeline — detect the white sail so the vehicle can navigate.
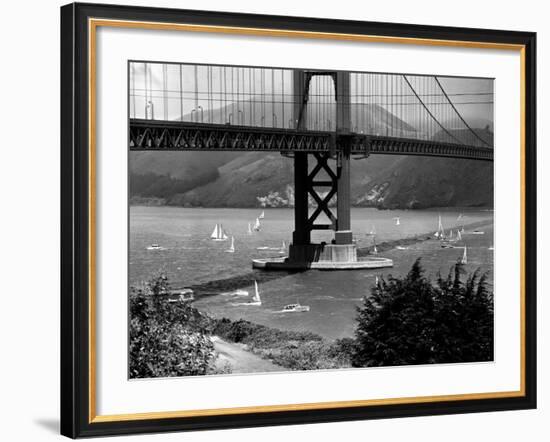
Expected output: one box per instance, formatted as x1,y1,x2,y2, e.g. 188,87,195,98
375,275,379,286
226,236,235,253
457,230,462,241
211,223,228,240
373,244,378,254
436,214,446,239
369,224,376,235
247,222,252,234
280,240,286,252
211,224,219,239
259,210,265,219
253,217,261,231
461,246,468,264
252,280,261,303
220,224,228,240
393,217,400,226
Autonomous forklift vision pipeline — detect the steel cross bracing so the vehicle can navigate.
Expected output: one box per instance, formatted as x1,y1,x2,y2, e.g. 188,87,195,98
129,119,493,160
306,153,338,232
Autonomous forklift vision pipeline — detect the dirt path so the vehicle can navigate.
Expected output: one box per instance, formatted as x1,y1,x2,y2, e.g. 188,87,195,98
212,336,284,374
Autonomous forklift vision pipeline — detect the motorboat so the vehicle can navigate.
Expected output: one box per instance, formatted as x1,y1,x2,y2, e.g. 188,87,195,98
221,289,249,297
166,288,194,303
279,303,310,313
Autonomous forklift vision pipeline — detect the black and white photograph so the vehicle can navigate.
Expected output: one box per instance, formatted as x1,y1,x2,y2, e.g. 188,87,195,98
128,61,495,379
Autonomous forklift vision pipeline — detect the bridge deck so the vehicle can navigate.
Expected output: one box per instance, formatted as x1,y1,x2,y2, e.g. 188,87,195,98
129,119,493,161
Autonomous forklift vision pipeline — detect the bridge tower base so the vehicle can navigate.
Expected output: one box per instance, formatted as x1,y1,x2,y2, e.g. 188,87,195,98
252,69,393,271
252,151,393,271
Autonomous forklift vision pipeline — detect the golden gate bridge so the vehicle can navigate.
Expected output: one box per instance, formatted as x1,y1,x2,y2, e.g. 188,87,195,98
129,61,493,270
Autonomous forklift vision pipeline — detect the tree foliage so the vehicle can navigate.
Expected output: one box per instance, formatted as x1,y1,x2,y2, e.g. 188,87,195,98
129,273,215,378
352,259,493,367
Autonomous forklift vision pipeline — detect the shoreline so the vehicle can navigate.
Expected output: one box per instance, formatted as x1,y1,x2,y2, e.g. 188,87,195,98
131,202,494,211
187,218,493,297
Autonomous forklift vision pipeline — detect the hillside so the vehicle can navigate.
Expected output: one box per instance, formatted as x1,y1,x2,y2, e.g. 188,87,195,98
353,156,493,209
129,104,493,209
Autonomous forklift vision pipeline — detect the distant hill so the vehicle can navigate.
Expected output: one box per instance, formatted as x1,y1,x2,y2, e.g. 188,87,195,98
129,104,493,209
353,156,493,209
353,128,494,209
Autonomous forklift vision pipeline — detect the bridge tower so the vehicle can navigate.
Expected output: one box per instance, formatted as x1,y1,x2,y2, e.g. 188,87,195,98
286,70,360,269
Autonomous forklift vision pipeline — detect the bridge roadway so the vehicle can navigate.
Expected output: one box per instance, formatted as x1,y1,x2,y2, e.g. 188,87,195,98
129,119,493,161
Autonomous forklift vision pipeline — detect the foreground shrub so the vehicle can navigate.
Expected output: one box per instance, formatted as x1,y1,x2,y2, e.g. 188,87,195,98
129,273,215,378
352,259,494,367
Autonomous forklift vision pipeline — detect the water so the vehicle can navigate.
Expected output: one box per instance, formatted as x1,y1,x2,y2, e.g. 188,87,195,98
130,206,494,339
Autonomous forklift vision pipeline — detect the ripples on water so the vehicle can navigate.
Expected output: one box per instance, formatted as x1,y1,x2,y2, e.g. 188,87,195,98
130,206,494,339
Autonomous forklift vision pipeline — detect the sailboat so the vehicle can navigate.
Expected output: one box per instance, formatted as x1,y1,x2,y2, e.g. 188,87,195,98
253,217,261,232
211,223,228,241
247,222,252,234
279,240,286,253
368,224,376,235
393,217,401,226
251,281,262,305
225,236,235,253
258,210,265,220
461,246,468,264
457,229,462,241
233,281,262,306
372,237,378,255
434,214,446,239
375,275,380,286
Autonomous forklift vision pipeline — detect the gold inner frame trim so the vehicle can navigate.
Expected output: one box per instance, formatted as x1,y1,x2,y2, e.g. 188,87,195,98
88,17,527,424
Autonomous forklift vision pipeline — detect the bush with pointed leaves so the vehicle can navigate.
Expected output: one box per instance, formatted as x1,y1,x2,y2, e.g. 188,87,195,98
352,259,493,367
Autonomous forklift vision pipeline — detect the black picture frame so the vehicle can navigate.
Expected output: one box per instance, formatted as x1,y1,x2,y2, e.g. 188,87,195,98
61,2,537,438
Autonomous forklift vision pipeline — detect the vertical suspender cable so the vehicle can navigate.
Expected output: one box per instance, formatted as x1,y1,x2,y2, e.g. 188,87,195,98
179,64,183,121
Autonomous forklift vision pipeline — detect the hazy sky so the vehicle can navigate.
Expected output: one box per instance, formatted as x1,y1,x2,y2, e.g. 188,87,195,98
129,62,493,129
